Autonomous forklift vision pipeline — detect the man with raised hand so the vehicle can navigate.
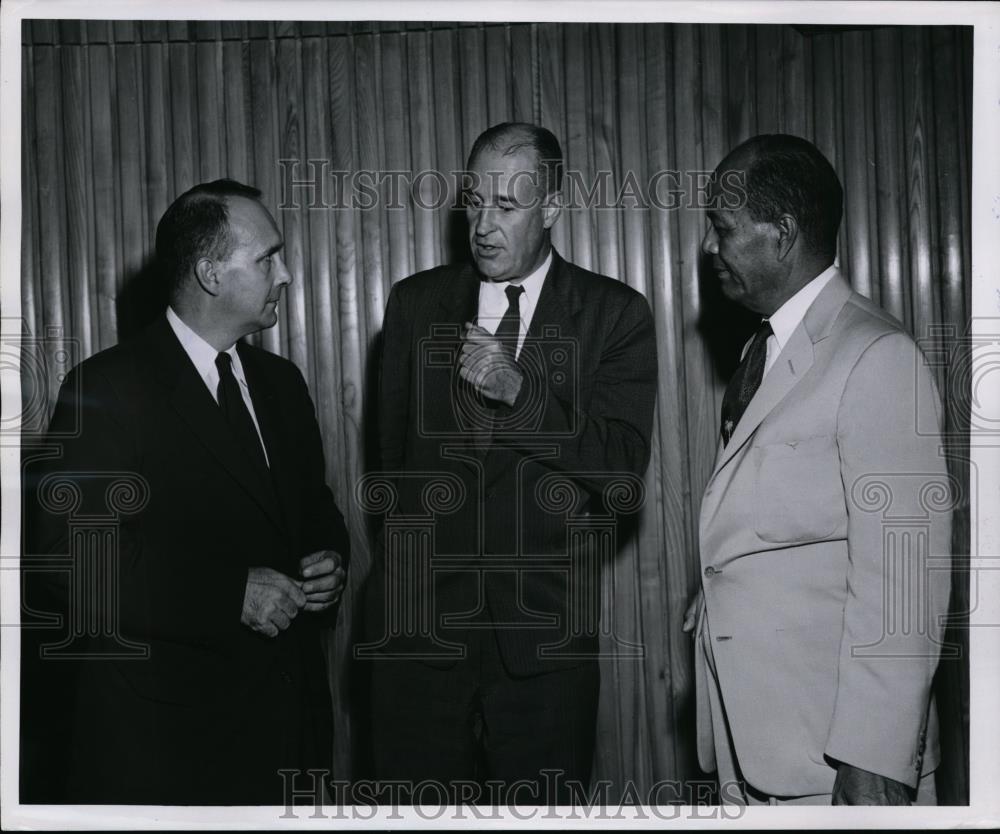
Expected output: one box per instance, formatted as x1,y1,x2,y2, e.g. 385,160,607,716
369,123,658,804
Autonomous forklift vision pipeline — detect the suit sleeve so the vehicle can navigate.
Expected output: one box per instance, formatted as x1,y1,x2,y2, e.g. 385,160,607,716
824,332,952,787
496,290,659,484
27,364,248,647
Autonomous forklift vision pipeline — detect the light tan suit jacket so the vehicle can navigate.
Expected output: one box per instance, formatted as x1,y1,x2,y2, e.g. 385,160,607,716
695,271,952,797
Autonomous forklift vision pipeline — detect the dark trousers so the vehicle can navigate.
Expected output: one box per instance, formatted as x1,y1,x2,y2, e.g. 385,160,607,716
370,627,599,805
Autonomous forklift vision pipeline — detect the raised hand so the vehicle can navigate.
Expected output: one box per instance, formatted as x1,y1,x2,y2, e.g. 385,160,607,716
458,322,523,407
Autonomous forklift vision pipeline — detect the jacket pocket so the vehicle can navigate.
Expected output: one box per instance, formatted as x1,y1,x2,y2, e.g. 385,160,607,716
753,435,844,543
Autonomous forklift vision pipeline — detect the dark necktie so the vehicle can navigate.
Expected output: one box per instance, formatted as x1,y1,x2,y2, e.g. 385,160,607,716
494,285,525,360
471,284,524,452
720,319,773,447
215,351,269,474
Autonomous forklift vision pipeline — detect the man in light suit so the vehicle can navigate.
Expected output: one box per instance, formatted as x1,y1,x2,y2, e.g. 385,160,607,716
368,123,658,803
23,179,349,804
687,134,952,805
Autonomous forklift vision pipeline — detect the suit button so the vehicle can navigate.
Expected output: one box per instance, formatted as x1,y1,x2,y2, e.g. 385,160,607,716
485,489,496,500
704,566,718,577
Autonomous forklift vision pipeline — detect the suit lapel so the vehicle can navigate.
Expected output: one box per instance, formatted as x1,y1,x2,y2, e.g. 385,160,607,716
483,253,579,473
712,325,815,472
238,345,294,536
427,265,483,465
710,270,854,476
522,253,580,343
146,318,286,533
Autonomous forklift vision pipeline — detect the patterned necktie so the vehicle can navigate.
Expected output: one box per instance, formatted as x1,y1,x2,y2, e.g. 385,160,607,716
720,319,773,447
494,285,525,360
215,352,269,474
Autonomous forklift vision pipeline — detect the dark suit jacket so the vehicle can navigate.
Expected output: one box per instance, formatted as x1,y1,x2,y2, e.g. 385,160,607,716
22,316,349,805
367,253,657,675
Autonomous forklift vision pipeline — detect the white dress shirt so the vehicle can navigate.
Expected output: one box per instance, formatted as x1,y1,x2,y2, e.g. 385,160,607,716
476,251,552,360
166,306,270,465
762,264,838,376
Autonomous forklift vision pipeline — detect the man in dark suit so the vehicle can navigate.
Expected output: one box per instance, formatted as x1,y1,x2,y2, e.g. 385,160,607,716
22,179,349,805
367,123,658,803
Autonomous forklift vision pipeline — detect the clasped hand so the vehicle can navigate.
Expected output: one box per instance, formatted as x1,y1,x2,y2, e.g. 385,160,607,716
241,550,346,637
457,323,523,407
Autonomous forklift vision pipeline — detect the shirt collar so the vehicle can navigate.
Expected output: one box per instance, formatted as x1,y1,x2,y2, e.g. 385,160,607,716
166,306,243,386
481,250,552,310
767,264,838,352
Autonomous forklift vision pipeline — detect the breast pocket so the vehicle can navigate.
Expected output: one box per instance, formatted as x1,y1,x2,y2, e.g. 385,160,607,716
753,435,845,544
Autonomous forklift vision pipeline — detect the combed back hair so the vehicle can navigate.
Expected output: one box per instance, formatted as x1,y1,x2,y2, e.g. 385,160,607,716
467,122,564,196
155,179,263,295
726,134,843,261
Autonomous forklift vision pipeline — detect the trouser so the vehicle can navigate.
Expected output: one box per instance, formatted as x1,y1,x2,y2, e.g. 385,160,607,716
370,625,599,805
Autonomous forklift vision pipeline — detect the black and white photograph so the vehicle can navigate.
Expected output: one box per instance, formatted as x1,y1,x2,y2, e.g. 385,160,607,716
2,0,998,827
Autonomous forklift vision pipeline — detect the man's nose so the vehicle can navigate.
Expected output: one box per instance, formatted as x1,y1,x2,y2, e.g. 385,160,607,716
274,253,293,285
474,207,497,237
701,226,718,256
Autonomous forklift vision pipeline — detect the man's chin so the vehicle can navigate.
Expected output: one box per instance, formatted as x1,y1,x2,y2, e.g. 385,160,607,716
718,277,743,303
472,256,511,281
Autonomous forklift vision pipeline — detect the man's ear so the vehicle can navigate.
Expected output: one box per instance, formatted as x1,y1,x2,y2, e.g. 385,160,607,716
774,213,798,261
541,191,563,230
193,257,221,296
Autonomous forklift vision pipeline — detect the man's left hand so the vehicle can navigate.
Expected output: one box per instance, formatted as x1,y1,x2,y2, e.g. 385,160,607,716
299,550,347,612
458,323,523,407
831,763,911,805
